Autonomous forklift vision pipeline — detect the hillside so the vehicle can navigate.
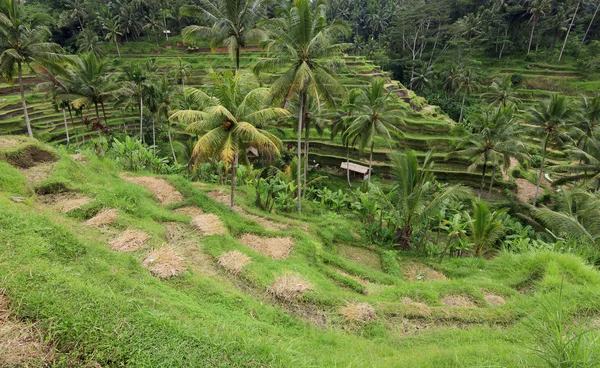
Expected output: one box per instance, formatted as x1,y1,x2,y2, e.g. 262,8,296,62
1,135,600,367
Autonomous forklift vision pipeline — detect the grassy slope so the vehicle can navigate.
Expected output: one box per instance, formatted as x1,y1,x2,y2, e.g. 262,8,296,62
1,137,600,367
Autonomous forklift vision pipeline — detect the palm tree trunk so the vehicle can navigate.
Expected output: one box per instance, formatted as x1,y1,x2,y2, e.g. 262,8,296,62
487,165,497,199
368,141,374,185
115,39,121,58
139,96,144,142
235,45,240,71
152,117,156,155
528,19,537,55
167,120,177,163
459,93,466,123
478,159,487,200
101,102,108,124
62,108,70,146
583,2,600,43
559,0,581,62
533,135,549,207
18,61,33,138
67,106,78,145
346,143,352,187
297,92,304,213
303,118,310,198
94,103,102,139
230,150,238,211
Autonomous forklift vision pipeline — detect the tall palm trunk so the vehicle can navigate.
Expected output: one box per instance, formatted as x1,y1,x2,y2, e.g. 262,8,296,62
62,108,70,146
115,40,121,58
533,134,549,207
297,92,305,213
528,18,537,55
303,118,310,198
101,102,108,124
18,61,33,138
94,102,102,139
167,119,177,163
368,141,374,185
152,117,156,154
346,143,352,187
230,150,239,211
478,157,487,200
459,93,467,123
139,96,144,141
559,0,581,61
583,2,600,43
235,45,240,71
487,165,497,198
67,106,78,145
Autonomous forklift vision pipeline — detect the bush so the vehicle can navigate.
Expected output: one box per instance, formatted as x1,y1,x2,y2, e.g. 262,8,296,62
380,250,401,276
511,73,523,86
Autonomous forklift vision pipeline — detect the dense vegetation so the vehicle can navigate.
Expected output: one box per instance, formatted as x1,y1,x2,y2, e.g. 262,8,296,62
2,0,600,366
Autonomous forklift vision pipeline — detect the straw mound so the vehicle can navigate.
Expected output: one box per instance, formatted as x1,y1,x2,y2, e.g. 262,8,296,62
402,262,447,282
238,234,294,259
69,153,86,163
21,162,57,183
165,223,219,276
268,273,312,301
0,137,26,151
143,247,186,278
39,193,93,213
217,251,252,275
84,208,118,228
340,302,377,323
110,229,148,252
440,295,477,307
483,292,506,307
121,174,183,204
174,206,204,217
190,214,226,236
399,297,432,316
0,295,55,367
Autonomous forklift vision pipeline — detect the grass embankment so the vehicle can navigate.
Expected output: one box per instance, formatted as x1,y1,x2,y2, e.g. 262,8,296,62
1,136,599,367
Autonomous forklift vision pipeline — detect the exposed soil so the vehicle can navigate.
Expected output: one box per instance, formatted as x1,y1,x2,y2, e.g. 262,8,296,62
402,262,448,282
5,145,56,169
84,208,119,228
337,245,382,271
440,295,477,307
483,292,506,307
190,214,227,236
505,157,554,203
38,193,93,213
238,234,294,259
109,229,148,252
165,222,219,276
121,174,183,205
143,247,186,278
0,295,55,367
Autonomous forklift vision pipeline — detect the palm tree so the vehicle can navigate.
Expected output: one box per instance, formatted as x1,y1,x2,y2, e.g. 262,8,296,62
64,0,87,31
410,65,434,92
457,68,478,123
558,0,582,62
528,94,578,207
453,106,527,199
553,136,600,191
146,76,178,159
0,0,68,138
467,200,506,256
174,58,191,91
120,63,151,141
526,0,551,54
385,150,471,250
345,79,405,185
36,67,74,146
482,76,521,108
331,88,361,187
104,16,123,58
254,0,349,212
579,94,600,142
181,0,267,70
76,29,104,58
170,71,288,211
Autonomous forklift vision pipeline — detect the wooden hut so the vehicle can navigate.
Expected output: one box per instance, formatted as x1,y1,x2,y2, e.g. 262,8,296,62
340,162,371,181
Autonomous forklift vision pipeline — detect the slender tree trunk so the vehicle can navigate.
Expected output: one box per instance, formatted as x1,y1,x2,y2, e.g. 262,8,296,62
459,93,467,123
230,150,238,211
67,106,78,145
62,109,70,146
303,118,310,198
101,102,108,124
528,19,537,55
296,92,304,213
80,110,86,144
115,39,121,58
18,61,33,138
368,141,374,185
139,96,144,141
94,103,102,139
478,159,487,200
533,135,549,207
499,27,508,59
346,143,352,187
559,0,581,62
487,165,497,199
583,2,600,43
167,120,177,163
152,117,156,154
235,45,240,71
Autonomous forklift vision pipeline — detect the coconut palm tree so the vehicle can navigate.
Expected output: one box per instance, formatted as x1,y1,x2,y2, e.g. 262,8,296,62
553,136,600,191
453,106,528,199
482,76,521,108
344,79,405,185
467,200,506,256
181,0,267,70
526,0,551,54
528,94,578,207
253,0,349,212
385,150,471,250
104,16,123,58
120,63,151,141
457,67,478,123
146,76,178,160
0,0,68,138
331,88,361,187
579,94,600,142
76,29,104,58
174,58,191,91
170,71,288,211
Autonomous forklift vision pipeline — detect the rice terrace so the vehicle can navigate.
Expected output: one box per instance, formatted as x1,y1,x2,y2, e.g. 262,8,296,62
3,0,600,366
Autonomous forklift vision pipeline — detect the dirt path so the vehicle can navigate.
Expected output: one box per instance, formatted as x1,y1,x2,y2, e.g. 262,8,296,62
505,158,554,203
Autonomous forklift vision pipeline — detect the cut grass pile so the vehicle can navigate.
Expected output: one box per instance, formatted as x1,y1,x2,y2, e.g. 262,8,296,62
238,234,294,259
268,273,313,301
143,247,186,278
84,208,119,228
121,174,183,205
191,213,227,236
218,250,252,275
340,302,377,324
110,229,148,252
